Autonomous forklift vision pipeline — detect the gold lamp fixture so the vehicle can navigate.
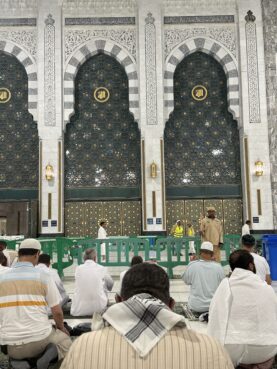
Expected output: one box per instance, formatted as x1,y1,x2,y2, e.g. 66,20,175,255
255,161,264,176
150,161,158,179
45,164,54,181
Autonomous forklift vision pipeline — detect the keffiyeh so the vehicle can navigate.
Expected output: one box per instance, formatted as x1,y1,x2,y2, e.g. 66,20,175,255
99,293,186,357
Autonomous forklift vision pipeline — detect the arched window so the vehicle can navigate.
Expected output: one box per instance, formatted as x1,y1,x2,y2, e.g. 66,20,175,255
65,53,141,197
0,51,38,190
164,51,241,196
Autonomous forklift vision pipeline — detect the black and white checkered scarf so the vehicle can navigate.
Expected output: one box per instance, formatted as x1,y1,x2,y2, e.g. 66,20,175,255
101,293,186,357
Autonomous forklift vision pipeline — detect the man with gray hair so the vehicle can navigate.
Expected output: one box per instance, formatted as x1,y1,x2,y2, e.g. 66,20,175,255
71,248,113,316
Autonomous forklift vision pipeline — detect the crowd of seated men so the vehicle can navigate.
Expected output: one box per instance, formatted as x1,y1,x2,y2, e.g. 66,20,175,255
0,237,276,369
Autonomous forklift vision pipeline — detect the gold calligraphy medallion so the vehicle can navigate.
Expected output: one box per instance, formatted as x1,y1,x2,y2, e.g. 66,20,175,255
191,85,208,101
0,88,11,104
93,87,110,103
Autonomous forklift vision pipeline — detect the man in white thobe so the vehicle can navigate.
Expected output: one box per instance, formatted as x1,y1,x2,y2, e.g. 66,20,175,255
36,254,70,309
241,220,251,236
241,234,271,285
98,220,108,261
71,248,113,316
208,249,277,368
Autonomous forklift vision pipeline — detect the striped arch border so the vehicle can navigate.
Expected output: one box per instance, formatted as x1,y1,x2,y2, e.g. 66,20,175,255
164,37,240,121
0,40,38,121
64,39,139,125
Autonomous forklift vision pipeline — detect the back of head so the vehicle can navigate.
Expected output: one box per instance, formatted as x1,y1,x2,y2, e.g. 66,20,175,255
84,248,96,261
241,234,255,248
121,262,170,305
245,220,251,225
18,238,41,257
229,249,254,271
130,255,143,266
38,253,51,265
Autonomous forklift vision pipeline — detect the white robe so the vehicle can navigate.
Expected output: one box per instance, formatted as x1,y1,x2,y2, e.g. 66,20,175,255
207,268,277,365
98,226,107,257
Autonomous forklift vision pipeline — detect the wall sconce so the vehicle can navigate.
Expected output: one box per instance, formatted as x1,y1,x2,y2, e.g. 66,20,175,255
45,164,54,181
150,161,158,178
255,161,264,176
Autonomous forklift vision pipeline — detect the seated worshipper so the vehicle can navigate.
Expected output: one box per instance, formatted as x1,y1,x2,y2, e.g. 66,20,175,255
61,263,233,369
182,241,225,314
0,251,9,274
208,249,277,368
0,238,71,361
119,255,143,293
241,234,271,285
37,254,70,308
70,248,114,316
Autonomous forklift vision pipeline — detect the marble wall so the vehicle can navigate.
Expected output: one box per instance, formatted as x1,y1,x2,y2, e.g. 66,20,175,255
0,0,275,233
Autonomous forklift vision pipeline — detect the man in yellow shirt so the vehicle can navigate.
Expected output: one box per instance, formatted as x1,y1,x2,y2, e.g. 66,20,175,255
200,207,223,262
170,220,184,256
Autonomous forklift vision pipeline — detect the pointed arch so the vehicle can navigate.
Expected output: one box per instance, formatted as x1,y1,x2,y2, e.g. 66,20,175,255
64,39,139,126
0,40,38,121
164,37,239,122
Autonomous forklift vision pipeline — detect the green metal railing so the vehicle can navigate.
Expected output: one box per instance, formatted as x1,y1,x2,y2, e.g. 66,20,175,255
0,235,242,278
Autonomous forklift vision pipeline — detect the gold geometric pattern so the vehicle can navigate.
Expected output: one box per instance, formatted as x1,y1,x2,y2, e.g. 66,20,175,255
166,200,184,234
223,199,243,234
166,199,243,235
185,200,204,234
65,201,141,237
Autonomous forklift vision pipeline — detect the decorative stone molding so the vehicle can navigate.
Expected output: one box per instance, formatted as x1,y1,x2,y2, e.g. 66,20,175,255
65,17,135,25
262,0,277,226
64,29,136,62
44,14,56,127
0,29,37,60
164,15,235,24
0,18,36,26
64,38,139,125
145,12,157,125
245,10,260,123
0,39,37,120
164,37,239,121
164,26,236,59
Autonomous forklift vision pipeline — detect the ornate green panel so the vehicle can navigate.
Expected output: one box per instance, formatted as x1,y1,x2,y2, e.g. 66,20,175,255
0,52,38,190
65,53,141,198
164,51,241,193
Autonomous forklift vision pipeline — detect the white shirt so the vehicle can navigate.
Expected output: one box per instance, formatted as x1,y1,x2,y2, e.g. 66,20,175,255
36,264,69,306
71,260,114,316
251,252,270,282
241,224,250,236
0,265,9,275
183,259,225,313
207,268,277,365
2,249,10,267
98,226,107,239
0,262,61,345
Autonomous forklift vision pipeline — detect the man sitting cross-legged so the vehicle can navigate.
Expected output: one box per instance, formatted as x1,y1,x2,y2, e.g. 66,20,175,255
0,238,72,362
208,249,277,368
182,241,225,314
70,248,113,316
61,262,233,369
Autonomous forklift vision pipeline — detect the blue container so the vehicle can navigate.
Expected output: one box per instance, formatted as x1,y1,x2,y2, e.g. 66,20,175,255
262,235,277,281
